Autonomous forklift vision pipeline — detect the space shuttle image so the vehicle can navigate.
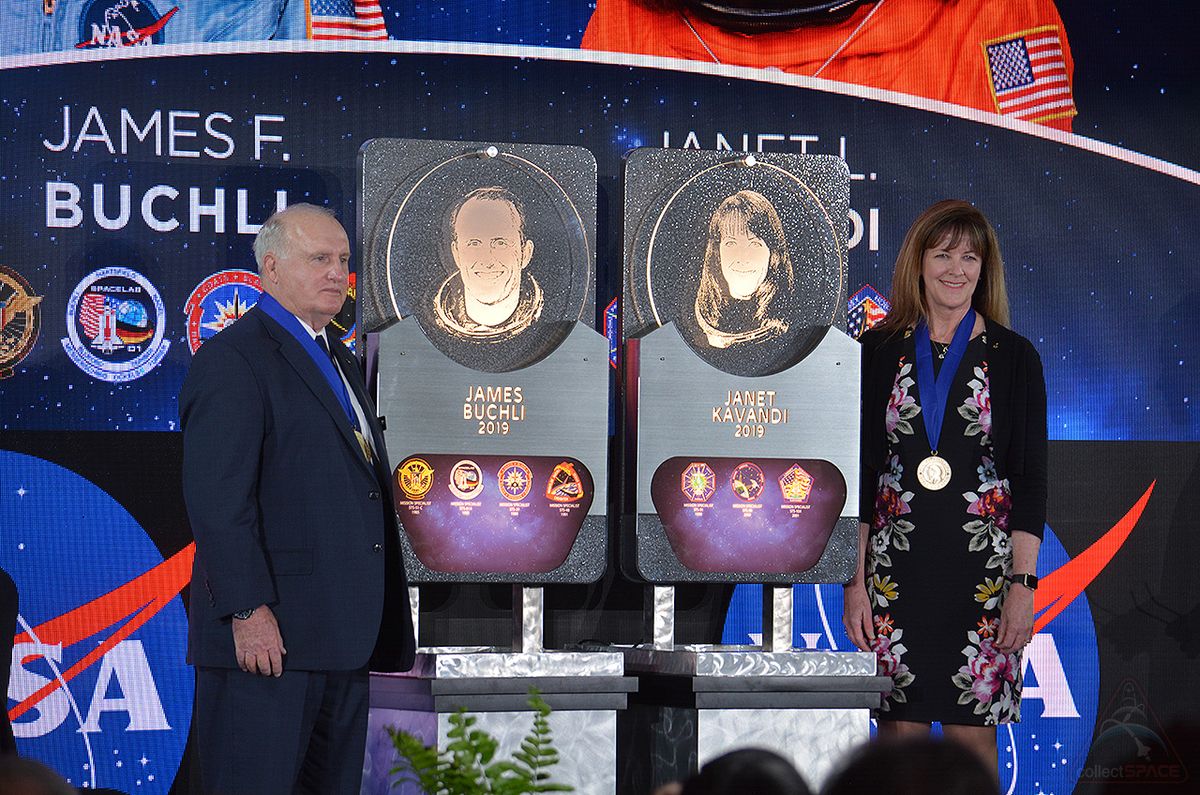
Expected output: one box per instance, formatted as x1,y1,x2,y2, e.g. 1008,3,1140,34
91,303,120,353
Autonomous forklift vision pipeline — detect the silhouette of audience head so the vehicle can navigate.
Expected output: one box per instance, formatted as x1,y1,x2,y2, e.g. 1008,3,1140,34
680,747,812,795
0,757,76,795
821,737,999,795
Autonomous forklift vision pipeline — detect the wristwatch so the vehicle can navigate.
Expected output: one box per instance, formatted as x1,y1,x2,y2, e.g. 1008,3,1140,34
232,607,255,620
1008,573,1038,591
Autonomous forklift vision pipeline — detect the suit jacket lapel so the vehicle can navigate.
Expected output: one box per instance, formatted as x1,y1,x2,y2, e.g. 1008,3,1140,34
328,338,393,486
257,311,376,478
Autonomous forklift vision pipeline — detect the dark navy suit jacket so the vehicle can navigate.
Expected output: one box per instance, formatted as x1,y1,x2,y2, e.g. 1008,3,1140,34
179,307,414,673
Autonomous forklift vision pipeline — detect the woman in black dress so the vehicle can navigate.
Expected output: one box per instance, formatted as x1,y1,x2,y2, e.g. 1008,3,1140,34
843,200,1047,772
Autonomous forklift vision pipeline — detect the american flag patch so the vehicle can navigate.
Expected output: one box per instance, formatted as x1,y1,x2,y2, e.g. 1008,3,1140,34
848,284,890,339
309,0,388,41
78,293,113,338
982,25,1076,124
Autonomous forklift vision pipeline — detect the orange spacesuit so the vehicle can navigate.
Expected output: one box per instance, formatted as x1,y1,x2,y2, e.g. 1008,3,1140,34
582,0,1076,131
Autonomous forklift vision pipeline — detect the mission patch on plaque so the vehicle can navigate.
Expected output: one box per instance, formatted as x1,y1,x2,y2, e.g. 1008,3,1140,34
652,456,846,574
448,459,484,500
391,453,594,574
396,457,435,501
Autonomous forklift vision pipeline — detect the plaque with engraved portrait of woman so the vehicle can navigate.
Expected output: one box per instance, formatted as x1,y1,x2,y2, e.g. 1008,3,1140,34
359,140,596,373
624,150,849,377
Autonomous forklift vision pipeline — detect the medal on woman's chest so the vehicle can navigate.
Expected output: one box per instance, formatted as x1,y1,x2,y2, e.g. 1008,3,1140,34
913,310,976,491
916,454,952,490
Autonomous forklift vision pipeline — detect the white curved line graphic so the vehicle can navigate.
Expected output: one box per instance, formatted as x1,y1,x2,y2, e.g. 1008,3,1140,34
15,614,97,789
4,40,1195,187
812,583,839,651
1003,723,1018,795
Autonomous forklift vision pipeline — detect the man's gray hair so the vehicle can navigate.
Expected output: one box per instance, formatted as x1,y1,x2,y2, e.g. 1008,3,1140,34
252,203,339,270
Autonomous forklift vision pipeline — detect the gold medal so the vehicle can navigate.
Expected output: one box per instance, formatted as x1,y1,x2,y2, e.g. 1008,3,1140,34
355,429,374,463
916,454,952,490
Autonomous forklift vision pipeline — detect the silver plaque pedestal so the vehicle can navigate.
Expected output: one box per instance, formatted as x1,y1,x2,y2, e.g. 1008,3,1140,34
364,587,635,795
606,586,889,794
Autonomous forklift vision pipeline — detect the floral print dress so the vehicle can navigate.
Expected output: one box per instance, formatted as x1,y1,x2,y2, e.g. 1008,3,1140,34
868,333,1023,725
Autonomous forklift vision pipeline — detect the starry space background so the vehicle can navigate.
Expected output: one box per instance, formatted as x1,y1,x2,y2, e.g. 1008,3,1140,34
1,50,1196,440
1,3,1198,794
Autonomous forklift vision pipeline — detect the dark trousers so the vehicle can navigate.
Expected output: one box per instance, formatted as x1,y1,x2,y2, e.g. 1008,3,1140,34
194,666,369,795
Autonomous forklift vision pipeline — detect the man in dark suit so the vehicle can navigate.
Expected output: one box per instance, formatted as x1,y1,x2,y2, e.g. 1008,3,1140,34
180,203,415,794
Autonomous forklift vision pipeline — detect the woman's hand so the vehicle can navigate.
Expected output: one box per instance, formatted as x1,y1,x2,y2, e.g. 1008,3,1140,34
995,581,1035,653
842,582,875,652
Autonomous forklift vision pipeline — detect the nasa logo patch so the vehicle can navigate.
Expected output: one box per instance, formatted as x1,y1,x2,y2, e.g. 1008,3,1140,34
184,269,262,354
76,0,179,49
62,267,169,383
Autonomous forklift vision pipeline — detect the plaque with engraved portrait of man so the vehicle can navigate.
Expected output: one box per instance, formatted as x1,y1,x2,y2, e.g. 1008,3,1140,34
359,140,596,373
624,149,850,377
434,186,544,343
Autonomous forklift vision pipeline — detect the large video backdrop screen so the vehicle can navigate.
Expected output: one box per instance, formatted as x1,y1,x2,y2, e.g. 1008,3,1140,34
2,3,1197,793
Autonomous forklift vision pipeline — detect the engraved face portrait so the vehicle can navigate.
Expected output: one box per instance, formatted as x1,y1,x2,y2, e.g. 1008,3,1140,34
623,151,849,378
359,140,596,373
436,186,542,342
695,190,793,350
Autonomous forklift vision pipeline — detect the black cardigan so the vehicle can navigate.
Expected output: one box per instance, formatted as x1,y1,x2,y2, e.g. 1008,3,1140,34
859,319,1048,539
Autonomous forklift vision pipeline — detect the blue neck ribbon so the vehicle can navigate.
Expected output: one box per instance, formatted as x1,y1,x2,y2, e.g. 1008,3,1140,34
914,308,976,454
256,293,358,429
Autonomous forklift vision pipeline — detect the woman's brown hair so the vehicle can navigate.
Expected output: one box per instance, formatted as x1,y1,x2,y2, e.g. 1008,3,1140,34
878,199,1011,332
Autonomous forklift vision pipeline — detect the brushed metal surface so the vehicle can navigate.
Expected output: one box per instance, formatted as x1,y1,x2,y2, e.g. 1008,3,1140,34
443,710,616,795
619,647,876,677
697,707,869,791
514,585,544,653
636,324,859,510
403,650,625,679
647,585,675,650
376,317,609,583
762,585,794,652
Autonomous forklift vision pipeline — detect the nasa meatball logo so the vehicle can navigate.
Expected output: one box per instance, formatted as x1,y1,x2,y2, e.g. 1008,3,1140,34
1,451,193,792
76,0,179,49
62,267,169,382
184,269,261,354
0,265,43,378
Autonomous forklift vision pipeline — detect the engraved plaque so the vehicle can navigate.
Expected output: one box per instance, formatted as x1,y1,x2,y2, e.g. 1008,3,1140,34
623,148,857,583
360,139,606,583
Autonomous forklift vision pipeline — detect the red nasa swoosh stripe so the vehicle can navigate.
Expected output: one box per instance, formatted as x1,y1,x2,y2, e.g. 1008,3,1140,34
1033,481,1154,632
8,543,194,721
